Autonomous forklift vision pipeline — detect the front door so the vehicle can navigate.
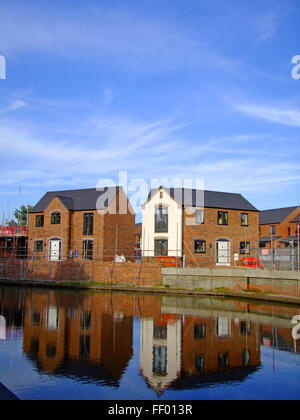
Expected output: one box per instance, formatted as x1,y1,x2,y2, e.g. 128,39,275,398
217,240,230,265
49,240,61,261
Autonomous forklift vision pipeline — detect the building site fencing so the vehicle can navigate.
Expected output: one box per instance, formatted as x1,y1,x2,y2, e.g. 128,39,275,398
0,244,299,288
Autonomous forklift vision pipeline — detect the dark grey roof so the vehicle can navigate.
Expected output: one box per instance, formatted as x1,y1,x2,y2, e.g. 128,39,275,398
290,213,300,223
259,206,299,225
31,187,120,213
146,187,258,211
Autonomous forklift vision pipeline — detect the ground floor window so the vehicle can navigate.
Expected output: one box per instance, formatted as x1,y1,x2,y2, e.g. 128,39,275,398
34,240,43,252
83,240,93,260
194,240,206,254
240,241,250,254
154,239,168,256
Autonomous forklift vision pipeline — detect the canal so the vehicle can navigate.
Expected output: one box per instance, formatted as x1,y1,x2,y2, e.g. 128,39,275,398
0,285,299,400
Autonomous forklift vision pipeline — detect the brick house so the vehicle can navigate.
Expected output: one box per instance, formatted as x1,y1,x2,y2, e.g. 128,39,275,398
141,186,259,267
259,206,300,248
134,223,142,248
28,187,135,261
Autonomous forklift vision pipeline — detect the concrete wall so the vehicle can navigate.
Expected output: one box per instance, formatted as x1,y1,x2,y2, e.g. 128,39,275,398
162,267,300,297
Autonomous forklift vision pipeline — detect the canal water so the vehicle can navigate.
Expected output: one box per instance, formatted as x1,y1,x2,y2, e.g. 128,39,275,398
0,285,299,400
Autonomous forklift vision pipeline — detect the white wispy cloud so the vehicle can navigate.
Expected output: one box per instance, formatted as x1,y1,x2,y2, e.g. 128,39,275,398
235,104,300,127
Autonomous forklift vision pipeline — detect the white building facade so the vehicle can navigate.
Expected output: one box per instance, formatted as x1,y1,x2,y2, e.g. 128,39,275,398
141,187,183,257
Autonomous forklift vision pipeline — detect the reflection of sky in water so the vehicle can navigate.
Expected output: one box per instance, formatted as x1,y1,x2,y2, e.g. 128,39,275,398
0,286,300,400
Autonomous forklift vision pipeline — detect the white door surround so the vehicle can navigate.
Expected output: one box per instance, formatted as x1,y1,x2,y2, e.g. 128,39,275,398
216,240,231,266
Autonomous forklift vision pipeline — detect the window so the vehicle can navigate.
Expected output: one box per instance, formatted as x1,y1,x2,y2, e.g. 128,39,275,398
79,335,90,359
194,324,206,340
240,241,250,255
218,352,229,369
240,321,251,336
153,324,167,340
32,312,41,325
83,240,93,260
46,344,57,358
270,225,276,235
34,240,43,252
155,205,168,233
195,209,204,225
242,350,250,366
51,212,61,224
195,355,205,372
160,191,163,199
30,338,39,358
152,346,167,375
288,227,291,236
81,311,91,330
83,213,94,235
241,213,248,226
154,239,168,256
35,215,44,227
194,240,206,254
218,211,228,225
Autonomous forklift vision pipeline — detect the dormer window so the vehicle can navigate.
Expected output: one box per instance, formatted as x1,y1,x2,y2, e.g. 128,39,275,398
51,212,61,225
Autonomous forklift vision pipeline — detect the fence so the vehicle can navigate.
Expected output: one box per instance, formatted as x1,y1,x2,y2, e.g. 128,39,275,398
259,247,299,271
0,245,299,269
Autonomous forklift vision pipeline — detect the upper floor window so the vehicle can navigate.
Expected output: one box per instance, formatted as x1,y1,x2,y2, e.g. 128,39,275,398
51,212,61,225
241,213,248,226
83,213,94,235
218,211,228,225
155,205,168,233
270,225,276,235
195,209,204,225
35,215,44,227
194,324,206,340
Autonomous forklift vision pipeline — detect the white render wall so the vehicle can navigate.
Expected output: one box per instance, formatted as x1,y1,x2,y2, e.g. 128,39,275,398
142,189,183,257
139,318,182,393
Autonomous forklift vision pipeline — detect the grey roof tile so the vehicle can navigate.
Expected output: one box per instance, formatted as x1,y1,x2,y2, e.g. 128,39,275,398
31,187,120,213
147,187,258,211
259,206,299,225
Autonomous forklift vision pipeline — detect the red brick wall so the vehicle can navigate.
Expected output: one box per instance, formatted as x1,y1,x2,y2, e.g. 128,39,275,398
183,207,260,267
260,206,300,248
3,259,162,286
28,192,135,261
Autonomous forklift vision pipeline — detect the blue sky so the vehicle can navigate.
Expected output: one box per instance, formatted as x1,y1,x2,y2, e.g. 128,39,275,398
0,0,299,219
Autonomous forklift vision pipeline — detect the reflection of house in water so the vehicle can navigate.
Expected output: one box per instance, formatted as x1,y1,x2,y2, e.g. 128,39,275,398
140,314,261,394
22,292,133,386
261,324,300,354
140,314,182,394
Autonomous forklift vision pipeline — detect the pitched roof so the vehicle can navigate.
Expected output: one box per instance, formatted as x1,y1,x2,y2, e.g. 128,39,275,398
30,187,120,213
259,206,299,225
145,187,258,211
